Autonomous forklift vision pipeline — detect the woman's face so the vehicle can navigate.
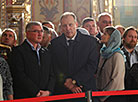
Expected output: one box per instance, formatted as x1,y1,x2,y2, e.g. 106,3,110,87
101,30,110,45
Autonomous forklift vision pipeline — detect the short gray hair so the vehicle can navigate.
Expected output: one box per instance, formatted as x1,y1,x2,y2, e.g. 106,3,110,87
82,17,96,27
25,21,43,32
97,12,112,22
60,12,77,24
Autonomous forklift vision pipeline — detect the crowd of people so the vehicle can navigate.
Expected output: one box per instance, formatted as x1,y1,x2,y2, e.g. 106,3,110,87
0,11,138,102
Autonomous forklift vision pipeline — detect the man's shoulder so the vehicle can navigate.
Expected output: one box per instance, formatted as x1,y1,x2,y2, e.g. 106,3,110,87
51,34,64,44
0,44,11,60
135,45,138,52
78,32,97,42
0,44,11,51
12,41,28,53
77,27,90,35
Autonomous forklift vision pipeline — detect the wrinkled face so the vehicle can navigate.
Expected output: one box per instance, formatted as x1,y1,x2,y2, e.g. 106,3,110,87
83,21,97,36
123,30,138,49
97,15,112,33
101,30,110,45
1,31,16,47
26,25,43,44
60,15,78,38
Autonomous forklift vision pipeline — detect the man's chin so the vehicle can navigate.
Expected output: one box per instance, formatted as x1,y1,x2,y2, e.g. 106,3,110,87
66,34,74,38
127,44,137,49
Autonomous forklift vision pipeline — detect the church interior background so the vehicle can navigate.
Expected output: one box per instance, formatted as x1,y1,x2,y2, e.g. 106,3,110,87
0,0,138,45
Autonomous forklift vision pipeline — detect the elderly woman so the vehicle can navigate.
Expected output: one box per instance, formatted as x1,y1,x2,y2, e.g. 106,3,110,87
96,26,125,102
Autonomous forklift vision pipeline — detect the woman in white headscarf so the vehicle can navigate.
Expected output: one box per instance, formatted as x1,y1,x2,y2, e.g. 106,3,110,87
96,26,126,102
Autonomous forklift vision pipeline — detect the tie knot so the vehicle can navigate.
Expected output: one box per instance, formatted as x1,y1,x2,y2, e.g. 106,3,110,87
68,40,74,46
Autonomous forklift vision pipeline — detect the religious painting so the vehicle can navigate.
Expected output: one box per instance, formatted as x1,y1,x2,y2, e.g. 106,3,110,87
64,0,90,26
32,0,90,28
32,0,64,30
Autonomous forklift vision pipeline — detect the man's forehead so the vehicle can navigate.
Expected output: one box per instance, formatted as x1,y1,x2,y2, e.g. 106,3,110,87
61,15,75,22
100,15,111,21
127,30,137,35
85,20,94,24
31,25,42,29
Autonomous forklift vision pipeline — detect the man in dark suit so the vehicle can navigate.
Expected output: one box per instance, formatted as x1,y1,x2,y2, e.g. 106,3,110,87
9,21,55,99
50,12,100,102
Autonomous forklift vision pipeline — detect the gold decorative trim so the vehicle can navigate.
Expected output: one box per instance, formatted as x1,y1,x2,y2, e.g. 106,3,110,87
6,5,25,13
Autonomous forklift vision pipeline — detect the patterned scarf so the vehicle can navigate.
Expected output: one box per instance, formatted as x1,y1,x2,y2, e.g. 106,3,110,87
100,29,125,59
0,57,12,95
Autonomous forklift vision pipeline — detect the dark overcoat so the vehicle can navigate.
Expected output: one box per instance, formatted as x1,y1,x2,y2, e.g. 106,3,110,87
50,30,100,95
9,40,55,99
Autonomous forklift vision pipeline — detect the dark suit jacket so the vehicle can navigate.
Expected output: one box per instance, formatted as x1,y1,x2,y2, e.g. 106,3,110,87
122,47,138,81
9,40,55,99
125,63,138,102
50,30,100,94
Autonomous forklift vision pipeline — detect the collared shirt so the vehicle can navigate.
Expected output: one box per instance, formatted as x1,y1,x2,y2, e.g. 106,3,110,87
96,31,103,40
125,48,138,67
66,33,77,46
26,39,41,65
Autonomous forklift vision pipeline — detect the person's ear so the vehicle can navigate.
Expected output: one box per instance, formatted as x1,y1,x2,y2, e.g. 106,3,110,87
14,40,17,46
75,22,78,28
96,21,99,26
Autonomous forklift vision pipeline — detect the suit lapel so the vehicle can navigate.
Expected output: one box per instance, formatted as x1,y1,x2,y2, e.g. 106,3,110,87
72,31,81,67
74,30,82,48
59,34,68,48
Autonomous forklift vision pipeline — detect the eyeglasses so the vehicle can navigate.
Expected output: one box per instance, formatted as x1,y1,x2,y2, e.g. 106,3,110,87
28,30,44,33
